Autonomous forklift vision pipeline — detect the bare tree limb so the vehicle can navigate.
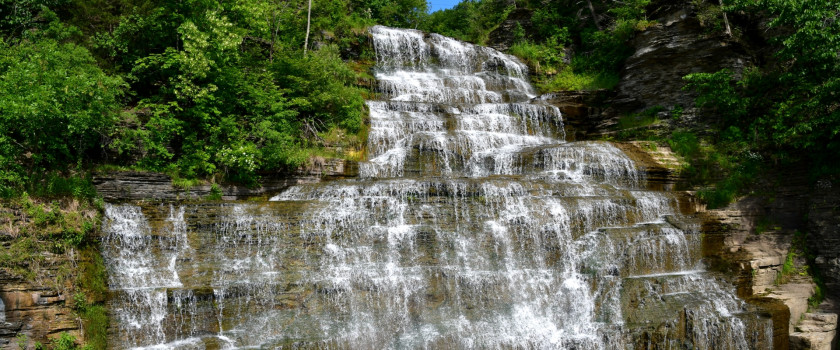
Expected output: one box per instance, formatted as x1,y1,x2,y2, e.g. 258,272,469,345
719,0,732,37
304,0,312,56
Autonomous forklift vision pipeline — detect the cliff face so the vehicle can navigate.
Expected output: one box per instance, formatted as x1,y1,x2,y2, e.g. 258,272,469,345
808,179,840,305
611,7,752,114
487,8,534,52
541,2,758,138
0,200,103,349
0,270,81,349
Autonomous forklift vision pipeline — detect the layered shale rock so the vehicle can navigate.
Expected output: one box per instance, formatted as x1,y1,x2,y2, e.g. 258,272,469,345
0,262,81,349
93,158,358,201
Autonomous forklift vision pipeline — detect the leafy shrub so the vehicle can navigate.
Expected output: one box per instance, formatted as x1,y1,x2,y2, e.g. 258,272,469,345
51,333,79,350
0,35,123,196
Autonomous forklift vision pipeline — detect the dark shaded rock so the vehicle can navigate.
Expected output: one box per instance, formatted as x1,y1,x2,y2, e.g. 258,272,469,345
487,8,533,52
808,178,840,303
612,7,753,114
535,90,613,141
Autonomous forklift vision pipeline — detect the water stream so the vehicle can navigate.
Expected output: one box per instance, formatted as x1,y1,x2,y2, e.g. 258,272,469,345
101,26,772,349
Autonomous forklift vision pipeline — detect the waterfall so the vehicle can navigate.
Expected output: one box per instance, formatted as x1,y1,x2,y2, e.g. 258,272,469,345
101,26,772,349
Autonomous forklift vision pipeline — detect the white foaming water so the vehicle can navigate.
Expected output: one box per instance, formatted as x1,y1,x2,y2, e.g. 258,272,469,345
103,204,190,346
102,26,772,349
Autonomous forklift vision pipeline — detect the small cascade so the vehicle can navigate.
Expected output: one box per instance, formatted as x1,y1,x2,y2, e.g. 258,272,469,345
101,26,772,349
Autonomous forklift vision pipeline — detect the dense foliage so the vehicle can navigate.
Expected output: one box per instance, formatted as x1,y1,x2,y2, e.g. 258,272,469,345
418,0,654,91
418,0,511,44
684,0,840,176
0,0,433,193
0,32,124,196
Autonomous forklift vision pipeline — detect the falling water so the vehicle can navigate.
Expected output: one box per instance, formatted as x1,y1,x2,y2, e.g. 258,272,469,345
101,26,772,349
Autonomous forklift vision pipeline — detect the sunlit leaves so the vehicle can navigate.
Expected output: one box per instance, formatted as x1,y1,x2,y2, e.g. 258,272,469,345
0,38,124,191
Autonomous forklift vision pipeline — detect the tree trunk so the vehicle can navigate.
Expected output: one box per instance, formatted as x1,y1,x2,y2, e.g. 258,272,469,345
304,0,312,56
719,0,732,37
586,0,602,31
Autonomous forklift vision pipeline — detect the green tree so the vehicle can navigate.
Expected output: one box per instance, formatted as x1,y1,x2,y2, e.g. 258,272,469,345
686,0,840,172
0,36,124,195
352,0,427,28
0,0,67,37
420,0,511,44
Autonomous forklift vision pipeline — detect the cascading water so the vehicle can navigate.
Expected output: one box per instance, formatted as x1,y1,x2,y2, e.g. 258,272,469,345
101,26,772,349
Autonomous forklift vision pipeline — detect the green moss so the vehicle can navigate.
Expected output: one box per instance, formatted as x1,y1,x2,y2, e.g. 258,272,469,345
774,250,797,285
538,68,620,92
2,194,108,348
51,332,81,350
809,272,826,310
79,246,108,302
75,245,110,349
79,305,108,350
0,236,42,279
608,107,666,141
617,106,664,130
16,334,27,350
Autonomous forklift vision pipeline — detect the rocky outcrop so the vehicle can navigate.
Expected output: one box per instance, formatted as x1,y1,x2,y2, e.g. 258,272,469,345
0,267,81,349
612,6,752,114
791,313,838,350
614,141,684,191
486,8,533,52
699,193,838,350
541,3,758,138
93,158,358,201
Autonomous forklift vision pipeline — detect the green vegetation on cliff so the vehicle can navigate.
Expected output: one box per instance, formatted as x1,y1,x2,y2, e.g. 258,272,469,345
685,0,840,176
419,0,654,91
668,0,840,207
0,192,107,349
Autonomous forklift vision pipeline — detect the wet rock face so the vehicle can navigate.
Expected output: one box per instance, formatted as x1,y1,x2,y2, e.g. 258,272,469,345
613,6,752,113
535,91,613,141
